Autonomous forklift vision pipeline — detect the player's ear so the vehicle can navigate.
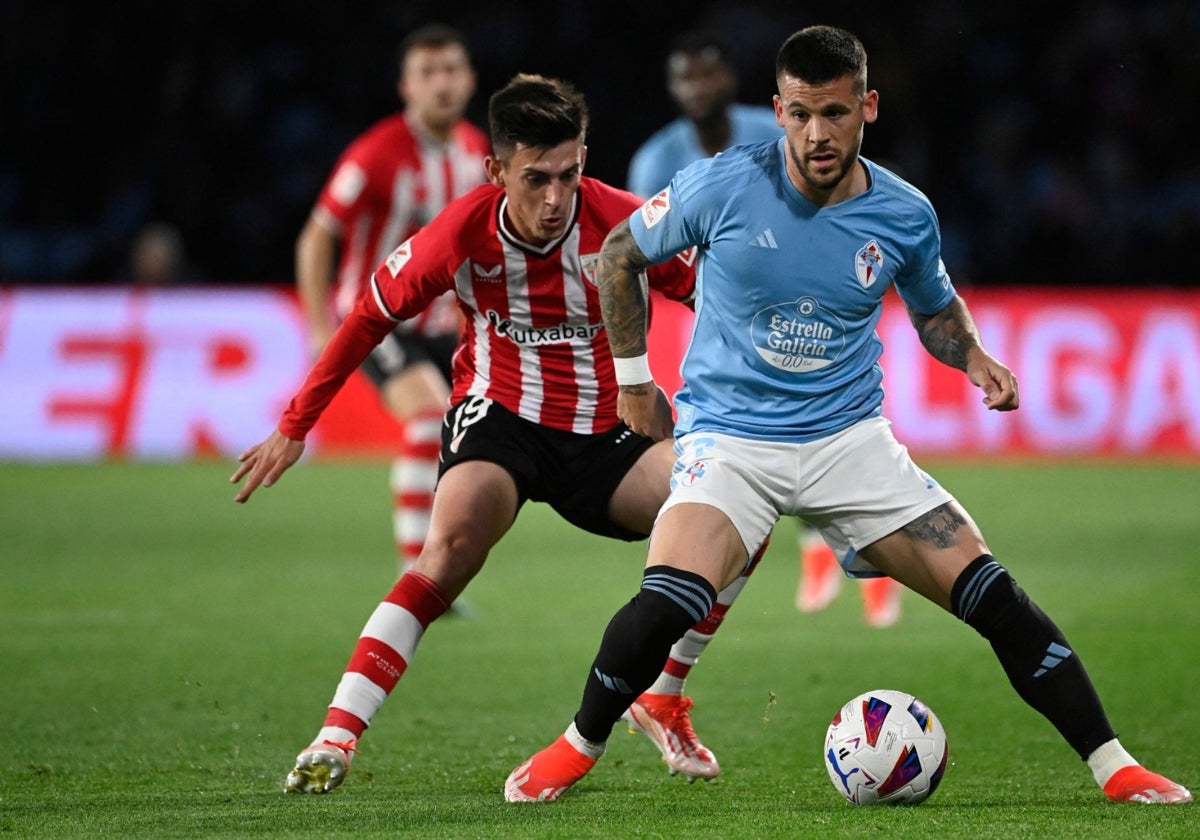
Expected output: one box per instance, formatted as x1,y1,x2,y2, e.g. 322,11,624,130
580,145,588,173
862,89,879,124
485,155,505,187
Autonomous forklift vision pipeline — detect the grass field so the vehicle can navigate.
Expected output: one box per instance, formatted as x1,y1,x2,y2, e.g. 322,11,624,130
1,459,1197,838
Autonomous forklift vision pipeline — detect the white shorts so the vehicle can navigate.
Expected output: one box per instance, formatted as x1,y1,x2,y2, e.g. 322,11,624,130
659,416,955,576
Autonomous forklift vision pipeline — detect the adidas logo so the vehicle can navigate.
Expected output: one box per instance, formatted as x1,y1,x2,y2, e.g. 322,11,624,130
749,229,778,249
1033,641,1073,678
593,667,632,693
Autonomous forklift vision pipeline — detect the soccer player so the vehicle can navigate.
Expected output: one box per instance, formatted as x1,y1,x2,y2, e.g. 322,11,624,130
295,25,489,578
505,26,1192,805
627,30,781,200
233,73,760,794
627,30,898,627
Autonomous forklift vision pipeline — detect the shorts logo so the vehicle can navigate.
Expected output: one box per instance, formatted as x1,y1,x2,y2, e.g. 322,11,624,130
385,239,414,277
674,246,698,267
679,459,707,487
640,188,671,229
855,239,884,288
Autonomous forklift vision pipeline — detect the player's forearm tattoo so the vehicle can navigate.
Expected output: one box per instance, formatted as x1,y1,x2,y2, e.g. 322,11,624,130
908,296,981,371
619,383,655,396
597,220,653,359
902,503,967,549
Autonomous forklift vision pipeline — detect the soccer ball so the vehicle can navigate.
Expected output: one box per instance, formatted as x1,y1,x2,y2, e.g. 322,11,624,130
823,689,948,805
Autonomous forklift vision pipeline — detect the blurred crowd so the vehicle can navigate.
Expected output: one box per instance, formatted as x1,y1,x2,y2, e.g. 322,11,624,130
2,0,1197,288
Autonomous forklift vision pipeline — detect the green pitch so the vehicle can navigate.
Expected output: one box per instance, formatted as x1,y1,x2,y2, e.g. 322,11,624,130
1,459,1196,838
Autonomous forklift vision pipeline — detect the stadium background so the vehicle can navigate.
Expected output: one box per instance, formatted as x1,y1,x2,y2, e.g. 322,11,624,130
2,0,1198,461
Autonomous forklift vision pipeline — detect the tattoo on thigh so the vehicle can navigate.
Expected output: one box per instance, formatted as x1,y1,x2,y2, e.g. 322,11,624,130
903,504,966,549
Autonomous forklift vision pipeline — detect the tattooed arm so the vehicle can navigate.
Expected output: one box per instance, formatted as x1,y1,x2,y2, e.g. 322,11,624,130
597,218,675,439
908,295,1020,411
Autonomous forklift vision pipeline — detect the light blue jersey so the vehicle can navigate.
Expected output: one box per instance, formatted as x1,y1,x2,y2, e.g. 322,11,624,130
626,104,783,198
630,138,957,442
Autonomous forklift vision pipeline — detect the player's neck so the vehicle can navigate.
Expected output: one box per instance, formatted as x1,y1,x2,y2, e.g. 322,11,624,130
409,112,456,145
691,112,732,158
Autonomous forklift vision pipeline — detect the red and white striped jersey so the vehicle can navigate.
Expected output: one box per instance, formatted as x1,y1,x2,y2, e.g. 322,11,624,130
313,111,490,335
279,176,695,439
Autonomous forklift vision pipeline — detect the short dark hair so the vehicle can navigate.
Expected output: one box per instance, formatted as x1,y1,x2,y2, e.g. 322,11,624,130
397,24,469,73
666,30,732,71
487,74,589,158
775,26,867,94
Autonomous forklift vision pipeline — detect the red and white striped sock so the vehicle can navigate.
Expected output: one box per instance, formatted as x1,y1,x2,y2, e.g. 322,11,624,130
313,571,451,745
647,538,768,695
391,411,443,573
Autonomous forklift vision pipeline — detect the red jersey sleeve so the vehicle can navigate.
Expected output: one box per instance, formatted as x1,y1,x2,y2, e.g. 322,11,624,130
645,247,697,307
579,178,697,306
313,116,402,232
278,299,395,439
370,184,495,319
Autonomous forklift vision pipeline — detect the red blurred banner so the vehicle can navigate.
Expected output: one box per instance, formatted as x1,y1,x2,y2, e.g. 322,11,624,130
2,286,1197,460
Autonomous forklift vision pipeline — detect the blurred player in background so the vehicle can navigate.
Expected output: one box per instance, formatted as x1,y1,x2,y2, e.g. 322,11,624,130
627,30,899,627
127,221,196,286
506,26,1191,805
235,73,762,795
627,30,781,198
295,24,489,579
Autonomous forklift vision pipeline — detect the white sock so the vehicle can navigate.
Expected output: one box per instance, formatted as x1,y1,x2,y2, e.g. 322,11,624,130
314,726,358,748
564,721,606,759
1086,738,1137,786
646,673,686,694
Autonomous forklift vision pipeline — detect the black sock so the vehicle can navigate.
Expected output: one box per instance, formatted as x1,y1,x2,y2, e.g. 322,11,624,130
574,565,717,742
952,554,1116,758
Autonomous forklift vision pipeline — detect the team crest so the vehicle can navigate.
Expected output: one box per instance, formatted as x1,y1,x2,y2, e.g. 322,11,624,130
855,240,884,288
580,253,600,285
385,238,414,277
674,246,698,267
679,459,707,487
640,188,671,229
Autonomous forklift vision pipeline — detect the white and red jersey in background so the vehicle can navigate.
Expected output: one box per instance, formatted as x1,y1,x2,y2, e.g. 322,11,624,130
313,112,490,335
281,177,696,438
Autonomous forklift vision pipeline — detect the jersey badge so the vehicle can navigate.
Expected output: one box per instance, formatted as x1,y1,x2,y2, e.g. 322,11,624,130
329,162,366,206
855,239,884,288
640,188,671,229
674,246,698,267
385,239,413,277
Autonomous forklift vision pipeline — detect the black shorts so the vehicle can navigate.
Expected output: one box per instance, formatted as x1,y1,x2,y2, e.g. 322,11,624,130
439,396,656,542
360,329,456,389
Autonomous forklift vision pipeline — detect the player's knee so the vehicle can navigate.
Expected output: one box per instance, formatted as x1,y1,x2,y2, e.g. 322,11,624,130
950,554,1030,638
632,565,718,644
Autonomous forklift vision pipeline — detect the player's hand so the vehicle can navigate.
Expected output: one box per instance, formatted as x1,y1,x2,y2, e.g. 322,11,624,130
967,350,1019,411
617,382,675,441
230,430,305,503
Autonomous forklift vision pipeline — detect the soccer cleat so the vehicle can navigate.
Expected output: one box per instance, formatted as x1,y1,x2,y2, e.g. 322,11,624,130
284,738,357,794
504,735,597,802
1103,765,1193,804
862,576,902,628
622,693,719,780
797,542,841,612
